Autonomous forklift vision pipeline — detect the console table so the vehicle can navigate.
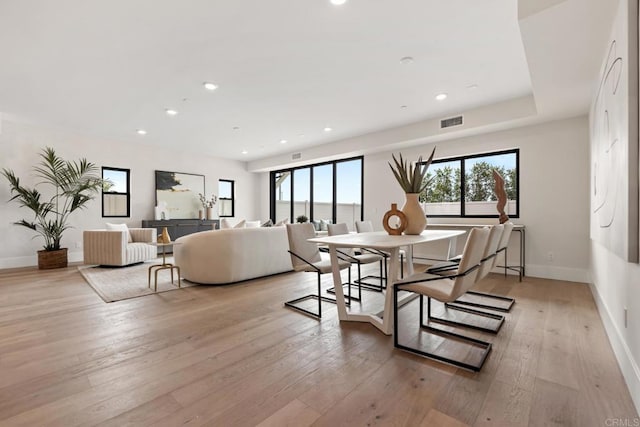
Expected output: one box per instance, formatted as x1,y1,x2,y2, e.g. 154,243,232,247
142,219,219,253
426,223,525,281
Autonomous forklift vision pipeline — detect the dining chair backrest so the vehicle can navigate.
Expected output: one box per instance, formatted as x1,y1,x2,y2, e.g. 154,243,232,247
355,220,374,233
491,221,514,269
449,227,490,301
327,223,349,236
286,223,322,271
327,223,355,256
477,224,504,280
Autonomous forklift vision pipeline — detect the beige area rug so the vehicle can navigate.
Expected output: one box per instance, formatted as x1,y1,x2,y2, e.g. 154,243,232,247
78,258,197,303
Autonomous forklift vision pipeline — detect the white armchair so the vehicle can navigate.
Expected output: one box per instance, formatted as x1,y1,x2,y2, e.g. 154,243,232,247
83,228,157,266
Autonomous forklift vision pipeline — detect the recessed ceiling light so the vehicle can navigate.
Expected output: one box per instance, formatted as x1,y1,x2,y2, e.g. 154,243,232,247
233,126,240,130
324,127,332,132
299,134,305,138
165,109,178,116
330,0,347,5
136,129,147,135
400,56,414,64
435,93,448,101
203,82,218,91
241,150,248,155
467,84,479,90
280,139,287,144
400,105,408,109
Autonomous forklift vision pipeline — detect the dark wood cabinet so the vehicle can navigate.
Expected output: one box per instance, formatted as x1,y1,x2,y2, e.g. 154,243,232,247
142,219,219,253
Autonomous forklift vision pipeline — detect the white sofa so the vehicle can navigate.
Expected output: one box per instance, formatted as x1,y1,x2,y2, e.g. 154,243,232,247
83,228,157,266
173,226,293,284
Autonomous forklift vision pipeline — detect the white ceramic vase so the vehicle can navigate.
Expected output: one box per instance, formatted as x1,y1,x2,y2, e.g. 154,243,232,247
206,207,214,220
401,193,427,235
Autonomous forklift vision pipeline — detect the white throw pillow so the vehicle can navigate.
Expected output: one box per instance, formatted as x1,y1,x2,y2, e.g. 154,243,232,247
233,219,246,228
245,220,261,228
106,222,132,243
320,219,332,231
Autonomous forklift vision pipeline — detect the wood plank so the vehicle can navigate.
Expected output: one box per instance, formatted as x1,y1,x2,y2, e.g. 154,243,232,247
473,379,532,426
255,399,321,427
420,408,470,427
0,264,636,425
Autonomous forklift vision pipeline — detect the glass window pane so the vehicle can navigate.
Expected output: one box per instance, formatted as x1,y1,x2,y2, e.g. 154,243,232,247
465,153,517,216
219,181,232,198
102,167,129,217
335,160,362,231
219,199,233,217
422,160,461,216
218,180,234,217
274,171,291,223
293,168,310,222
312,165,333,224
103,194,128,216
103,169,128,193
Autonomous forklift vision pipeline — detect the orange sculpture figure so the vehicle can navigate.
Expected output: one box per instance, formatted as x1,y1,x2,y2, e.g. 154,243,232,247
493,170,509,224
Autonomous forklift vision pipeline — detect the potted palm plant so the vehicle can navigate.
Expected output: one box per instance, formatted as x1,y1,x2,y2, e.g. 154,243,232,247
388,147,436,234
2,147,104,269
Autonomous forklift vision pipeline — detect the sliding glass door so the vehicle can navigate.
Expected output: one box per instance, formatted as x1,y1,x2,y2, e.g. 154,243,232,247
312,164,333,223
335,159,362,230
270,156,363,229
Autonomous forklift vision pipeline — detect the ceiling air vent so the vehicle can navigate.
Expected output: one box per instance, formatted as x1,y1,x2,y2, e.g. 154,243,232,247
291,152,302,160
440,115,464,129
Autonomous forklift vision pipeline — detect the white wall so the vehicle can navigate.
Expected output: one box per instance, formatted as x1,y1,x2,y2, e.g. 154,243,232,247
0,117,260,268
589,0,640,412
258,115,591,283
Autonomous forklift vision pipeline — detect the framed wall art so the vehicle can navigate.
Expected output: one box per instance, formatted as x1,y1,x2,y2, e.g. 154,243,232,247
155,170,205,220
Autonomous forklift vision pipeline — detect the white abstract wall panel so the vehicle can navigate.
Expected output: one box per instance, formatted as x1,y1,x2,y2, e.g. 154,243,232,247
590,0,639,263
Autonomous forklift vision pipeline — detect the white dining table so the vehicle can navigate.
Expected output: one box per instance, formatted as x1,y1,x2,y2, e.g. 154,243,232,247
308,229,466,335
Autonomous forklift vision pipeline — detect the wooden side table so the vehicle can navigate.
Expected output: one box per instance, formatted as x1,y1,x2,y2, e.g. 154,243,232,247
148,242,182,291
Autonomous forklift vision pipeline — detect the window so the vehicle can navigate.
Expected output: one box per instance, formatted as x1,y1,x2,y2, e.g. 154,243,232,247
218,179,235,217
270,156,363,230
102,167,130,217
421,149,519,218
293,168,310,221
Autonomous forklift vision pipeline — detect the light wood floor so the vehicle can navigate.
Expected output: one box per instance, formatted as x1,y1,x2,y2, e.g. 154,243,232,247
0,263,637,426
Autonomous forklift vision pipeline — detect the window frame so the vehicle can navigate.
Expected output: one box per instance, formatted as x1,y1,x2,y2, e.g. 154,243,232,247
218,179,235,218
269,156,364,224
422,148,520,218
101,166,130,218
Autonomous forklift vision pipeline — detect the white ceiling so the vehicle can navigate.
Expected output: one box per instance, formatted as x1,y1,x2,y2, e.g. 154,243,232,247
0,0,616,162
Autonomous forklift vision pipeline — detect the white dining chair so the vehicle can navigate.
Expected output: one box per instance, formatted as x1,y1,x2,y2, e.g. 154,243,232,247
326,223,384,301
285,223,352,318
428,222,516,313
393,227,492,371
354,220,405,289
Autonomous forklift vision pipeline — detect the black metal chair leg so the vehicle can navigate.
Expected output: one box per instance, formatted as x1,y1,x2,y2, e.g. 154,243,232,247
453,291,515,313
435,301,505,334
393,292,492,372
357,264,362,301
354,257,387,293
284,271,343,319
317,272,322,318
326,265,362,302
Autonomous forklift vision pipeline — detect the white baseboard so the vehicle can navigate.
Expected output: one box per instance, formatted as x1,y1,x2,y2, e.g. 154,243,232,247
0,250,84,270
525,263,590,283
589,282,640,414
0,255,37,270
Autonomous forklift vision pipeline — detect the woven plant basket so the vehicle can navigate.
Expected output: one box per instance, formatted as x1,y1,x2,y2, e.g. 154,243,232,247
37,248,68,269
